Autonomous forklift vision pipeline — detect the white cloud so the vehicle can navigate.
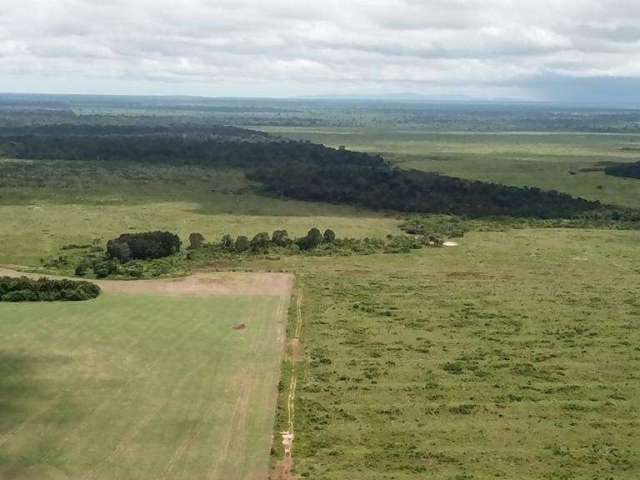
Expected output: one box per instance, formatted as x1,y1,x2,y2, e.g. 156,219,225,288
0,0,638,99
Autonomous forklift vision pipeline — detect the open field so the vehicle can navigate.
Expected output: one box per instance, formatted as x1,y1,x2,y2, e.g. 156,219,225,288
0,272,293,480
259,127,640,208
263,228,640,479
2,120,640,480
0,160,399,266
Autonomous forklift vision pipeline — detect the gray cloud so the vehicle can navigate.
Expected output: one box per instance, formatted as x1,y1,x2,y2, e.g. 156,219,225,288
0,0,638,101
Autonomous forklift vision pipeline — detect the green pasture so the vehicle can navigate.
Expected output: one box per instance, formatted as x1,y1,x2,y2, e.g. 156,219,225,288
0,292,288,480
263,228,640,479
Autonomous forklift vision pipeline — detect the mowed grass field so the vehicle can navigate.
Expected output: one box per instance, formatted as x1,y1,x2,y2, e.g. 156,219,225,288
259,127,640,208
265,228,640,479
0,286,291,480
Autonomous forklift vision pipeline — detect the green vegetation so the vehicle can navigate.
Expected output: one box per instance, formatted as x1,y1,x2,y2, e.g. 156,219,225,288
0,290,289,480
0,276,100,302
267,229,640,479
2,98,640,479
605,161,640,179
106,231,181,262
260,128,640,209
1,125,617,218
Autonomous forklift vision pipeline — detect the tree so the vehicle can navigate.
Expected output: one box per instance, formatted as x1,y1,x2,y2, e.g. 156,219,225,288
106,240,131,263
303,228,323,250
189,232,205,249
234,235,250,252
106,231,181,261
272,229,290,247
323,229,336,243
220,234,234,250
250,232,271,253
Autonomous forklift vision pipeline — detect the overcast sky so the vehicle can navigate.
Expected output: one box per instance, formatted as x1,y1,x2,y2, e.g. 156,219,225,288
1,0,639,103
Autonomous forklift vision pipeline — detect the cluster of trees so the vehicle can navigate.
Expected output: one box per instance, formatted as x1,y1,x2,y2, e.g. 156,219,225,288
190,228,338,254
188,228,437,258
0,124,614,218
605,162,640,180
250,162,602,218
0,128,377,169
106,231,181,262
0,276,100,302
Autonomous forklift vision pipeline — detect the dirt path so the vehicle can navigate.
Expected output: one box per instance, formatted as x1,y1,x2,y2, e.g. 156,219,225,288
0,267,294,297
271,287,304,480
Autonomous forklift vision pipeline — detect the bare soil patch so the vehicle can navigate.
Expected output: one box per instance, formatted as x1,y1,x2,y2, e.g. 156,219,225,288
0,268,294,298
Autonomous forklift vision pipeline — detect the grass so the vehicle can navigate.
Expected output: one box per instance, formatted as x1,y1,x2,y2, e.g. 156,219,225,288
2,127,640,479
260,228,640,479
0,292,289,480
0,160,399,266
258,127,640,208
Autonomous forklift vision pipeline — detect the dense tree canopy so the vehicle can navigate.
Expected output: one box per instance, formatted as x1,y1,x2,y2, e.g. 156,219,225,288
605,162,640,180
0,125,611,218
0,276,100,302
107,231,181,262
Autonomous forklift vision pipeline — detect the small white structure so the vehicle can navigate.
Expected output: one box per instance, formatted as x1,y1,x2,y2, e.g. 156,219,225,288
443,241,459,247
281,431,294,457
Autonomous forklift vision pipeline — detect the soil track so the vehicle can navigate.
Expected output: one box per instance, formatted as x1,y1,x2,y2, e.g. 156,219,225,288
0,268,294,297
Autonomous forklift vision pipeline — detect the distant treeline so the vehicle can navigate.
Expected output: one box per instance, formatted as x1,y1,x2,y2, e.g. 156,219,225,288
0,126,609,218
604,162,640,180
250,162,601,218
0,276,100,302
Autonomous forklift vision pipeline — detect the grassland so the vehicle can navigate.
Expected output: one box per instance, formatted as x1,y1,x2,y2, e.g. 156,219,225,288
259,128,640,208
2,121,640,480
0,280,291,480
264,228,640,479
0,159,399,266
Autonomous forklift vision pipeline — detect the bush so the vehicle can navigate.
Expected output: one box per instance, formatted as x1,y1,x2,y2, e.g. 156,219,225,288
93,260,118,279
272,229,290,247
250,232,271,253
0,276,100,302
323,229,336,243
302,228,323,250
234,235,250,252
189,232,205,249
106,231,181,262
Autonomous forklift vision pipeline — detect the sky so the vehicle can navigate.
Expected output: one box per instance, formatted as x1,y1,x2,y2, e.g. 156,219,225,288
0,0,639,103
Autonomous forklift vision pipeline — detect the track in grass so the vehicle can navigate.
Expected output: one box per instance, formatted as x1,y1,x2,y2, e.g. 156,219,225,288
0,272,293,480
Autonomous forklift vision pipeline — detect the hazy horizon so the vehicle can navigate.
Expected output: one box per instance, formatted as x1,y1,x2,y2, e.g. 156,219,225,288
1,1,639,106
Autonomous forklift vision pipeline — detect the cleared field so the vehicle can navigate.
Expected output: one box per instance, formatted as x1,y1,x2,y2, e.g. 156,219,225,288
0,272,293,480
264,228,640,479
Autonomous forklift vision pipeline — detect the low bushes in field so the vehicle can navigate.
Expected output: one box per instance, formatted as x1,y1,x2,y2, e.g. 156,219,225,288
187,227,439,261
0,276,100,302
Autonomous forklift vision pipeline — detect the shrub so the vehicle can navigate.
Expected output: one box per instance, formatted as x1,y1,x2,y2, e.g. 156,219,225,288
234,235,250,252
323,229,336,243
93,260,118,279
0,276,100,302
302,228,323,250
189,232,205,249
272,229,290,247
250,232,271,253
106,231,181,262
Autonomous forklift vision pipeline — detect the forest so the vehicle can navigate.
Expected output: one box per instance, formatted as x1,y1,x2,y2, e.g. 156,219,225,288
605,161,640,179
0,125,618,218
